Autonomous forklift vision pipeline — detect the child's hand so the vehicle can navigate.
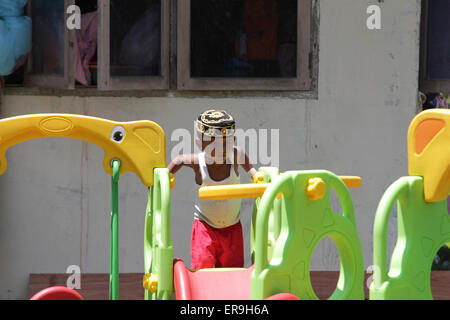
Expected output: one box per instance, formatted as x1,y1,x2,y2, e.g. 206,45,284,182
146,173,174,191
252,172,265,184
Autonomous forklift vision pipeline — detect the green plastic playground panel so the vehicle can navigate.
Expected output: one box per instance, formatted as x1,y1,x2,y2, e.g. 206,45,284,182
251,167,281,263
251,170,365,300
370,176,450,300
144,168,173,300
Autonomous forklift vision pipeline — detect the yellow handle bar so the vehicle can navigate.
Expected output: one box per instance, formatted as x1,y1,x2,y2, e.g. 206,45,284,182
339,176,362,188
199,176,361,201
200,183,271,201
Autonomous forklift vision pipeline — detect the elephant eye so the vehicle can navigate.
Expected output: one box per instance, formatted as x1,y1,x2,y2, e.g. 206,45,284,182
111,126,126,143
113,131,123,142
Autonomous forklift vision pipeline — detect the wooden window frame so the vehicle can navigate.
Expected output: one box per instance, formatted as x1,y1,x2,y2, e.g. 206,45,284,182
24,0,76,89
419,0,450,92
24,0,169,91
177,0,312,91
19,0,317,94
98,0,170,91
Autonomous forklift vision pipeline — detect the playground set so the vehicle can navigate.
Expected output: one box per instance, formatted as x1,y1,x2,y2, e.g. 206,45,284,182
0,109,449,300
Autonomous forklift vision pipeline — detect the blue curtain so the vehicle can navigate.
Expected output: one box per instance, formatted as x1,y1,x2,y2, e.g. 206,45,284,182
0,0,31,76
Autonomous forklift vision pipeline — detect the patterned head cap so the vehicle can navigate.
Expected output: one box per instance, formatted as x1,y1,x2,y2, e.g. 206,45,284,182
196,109,236,138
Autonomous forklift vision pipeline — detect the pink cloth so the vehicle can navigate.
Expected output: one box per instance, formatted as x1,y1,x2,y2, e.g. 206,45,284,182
75,12,97,86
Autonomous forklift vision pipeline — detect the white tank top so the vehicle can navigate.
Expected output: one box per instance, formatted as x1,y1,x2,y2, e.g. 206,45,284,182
194,152,242,228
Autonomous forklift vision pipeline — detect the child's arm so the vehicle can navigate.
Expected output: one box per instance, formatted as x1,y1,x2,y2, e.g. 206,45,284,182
234,146,257,179
168,154,203,186
168,154,196,174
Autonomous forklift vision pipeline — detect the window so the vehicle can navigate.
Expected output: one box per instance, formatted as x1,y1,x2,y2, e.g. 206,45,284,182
420,0,450,92
98,0,169,90
25,0,75,89
5,0,315,93
17,0,169,90
178,0,312,91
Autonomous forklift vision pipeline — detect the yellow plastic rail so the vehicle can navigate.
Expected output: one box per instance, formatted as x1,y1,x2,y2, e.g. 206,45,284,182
339,176,362,188
0,114,166,186
200,183,271,201
199,176,361,201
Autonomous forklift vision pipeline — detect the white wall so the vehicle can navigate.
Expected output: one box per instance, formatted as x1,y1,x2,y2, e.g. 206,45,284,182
0,0,421,299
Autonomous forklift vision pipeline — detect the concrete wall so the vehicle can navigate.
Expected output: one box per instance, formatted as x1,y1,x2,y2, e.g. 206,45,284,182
0,0,421,299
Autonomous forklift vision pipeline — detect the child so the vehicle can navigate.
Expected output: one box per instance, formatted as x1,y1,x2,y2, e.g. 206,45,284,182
168,109,257,269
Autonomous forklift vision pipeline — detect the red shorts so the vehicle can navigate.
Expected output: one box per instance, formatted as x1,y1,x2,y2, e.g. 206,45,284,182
191,219,244,269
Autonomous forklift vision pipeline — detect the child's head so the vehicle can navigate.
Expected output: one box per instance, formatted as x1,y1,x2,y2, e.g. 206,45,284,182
195,110,236,163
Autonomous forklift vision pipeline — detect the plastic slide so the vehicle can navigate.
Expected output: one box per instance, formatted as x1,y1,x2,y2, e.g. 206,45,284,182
173,260,299,300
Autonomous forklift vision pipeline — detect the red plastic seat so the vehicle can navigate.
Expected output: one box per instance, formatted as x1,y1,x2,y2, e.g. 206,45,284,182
265,293,300,300
30,286,84,300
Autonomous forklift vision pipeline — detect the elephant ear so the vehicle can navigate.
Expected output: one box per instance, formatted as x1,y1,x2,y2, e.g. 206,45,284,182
414,118,445,155
408,110,450,202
